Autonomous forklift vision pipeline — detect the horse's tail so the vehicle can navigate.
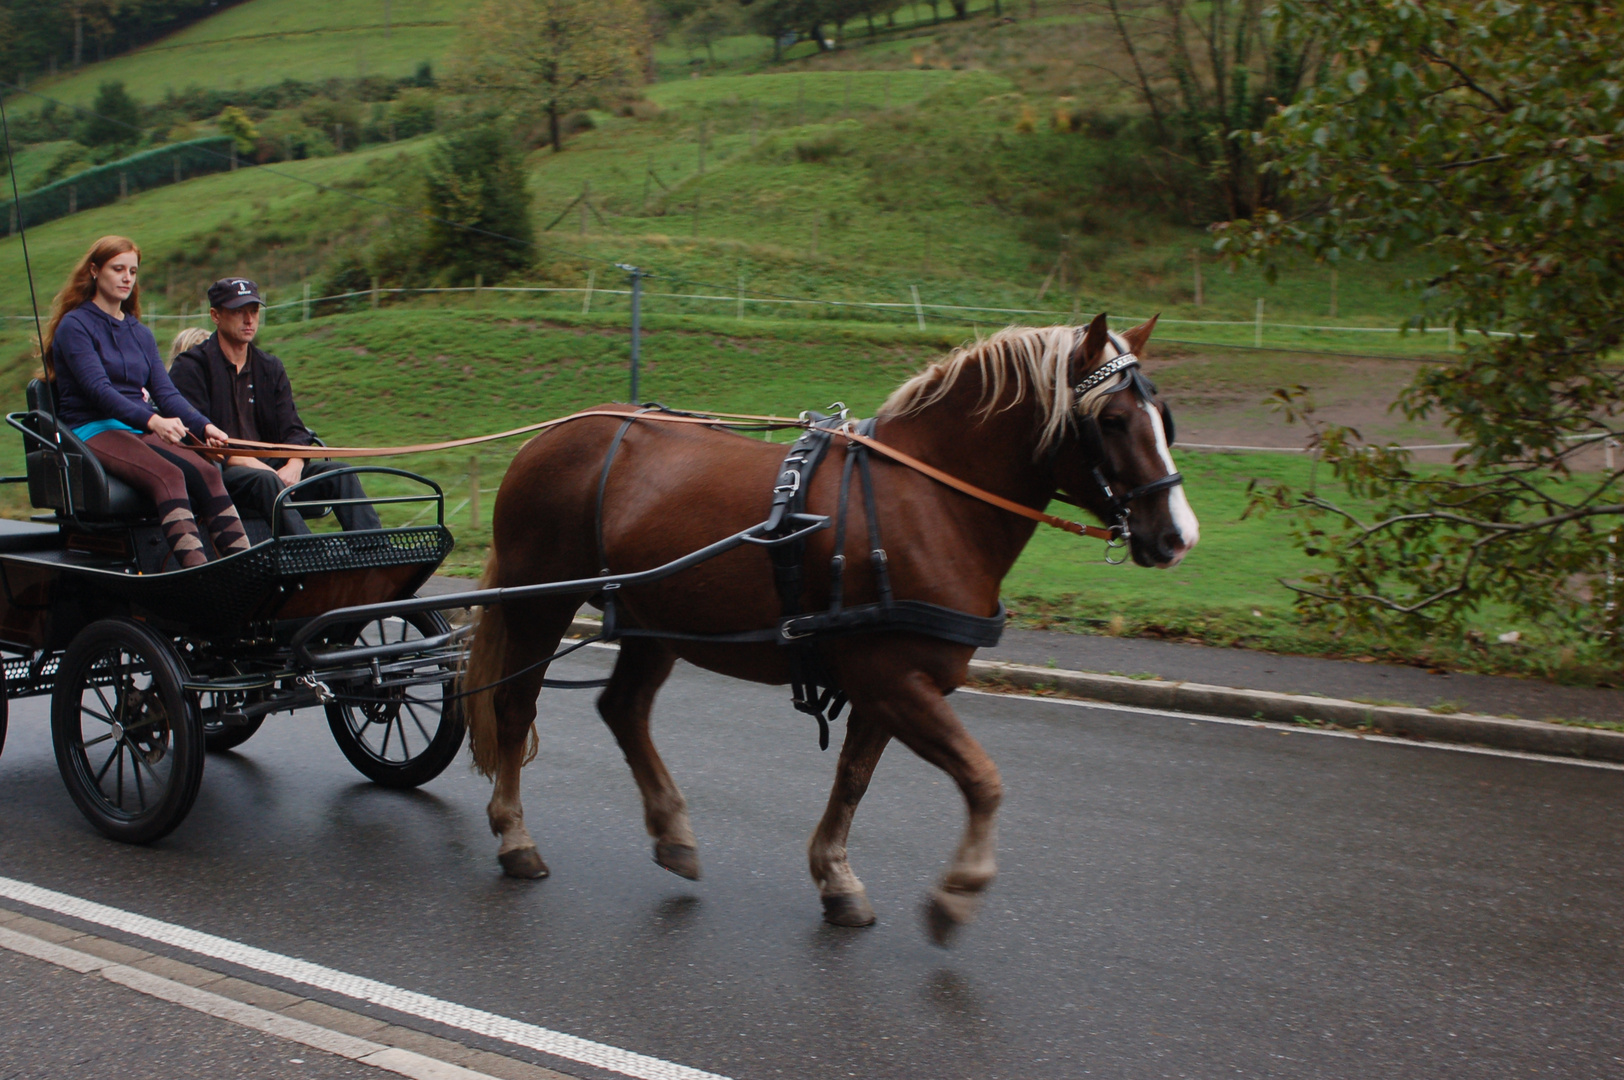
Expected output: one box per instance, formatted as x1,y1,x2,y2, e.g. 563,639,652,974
461,548,534,777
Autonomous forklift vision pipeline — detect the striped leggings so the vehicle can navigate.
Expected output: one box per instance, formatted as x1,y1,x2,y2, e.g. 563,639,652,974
85,431,250,569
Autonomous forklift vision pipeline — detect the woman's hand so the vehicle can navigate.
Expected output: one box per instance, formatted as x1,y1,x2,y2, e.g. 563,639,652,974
203,424,231,448
147,413,188,445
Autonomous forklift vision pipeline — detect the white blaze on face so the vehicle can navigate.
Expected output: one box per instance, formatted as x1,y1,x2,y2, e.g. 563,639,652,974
1141,400,1200,564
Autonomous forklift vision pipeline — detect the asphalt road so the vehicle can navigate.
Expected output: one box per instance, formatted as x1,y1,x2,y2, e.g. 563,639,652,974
2,646,1623,1080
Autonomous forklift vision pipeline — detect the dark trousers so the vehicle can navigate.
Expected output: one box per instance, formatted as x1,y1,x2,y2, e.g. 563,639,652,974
222,460,382,537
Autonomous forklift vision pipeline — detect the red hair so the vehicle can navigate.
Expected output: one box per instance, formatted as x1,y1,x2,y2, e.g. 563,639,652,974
41,235,143,379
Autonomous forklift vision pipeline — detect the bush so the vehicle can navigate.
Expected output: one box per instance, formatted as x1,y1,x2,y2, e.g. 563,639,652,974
419,123,533,284
77,82,141,148
314,256,374,315
217,106,259,153
389,90,439,140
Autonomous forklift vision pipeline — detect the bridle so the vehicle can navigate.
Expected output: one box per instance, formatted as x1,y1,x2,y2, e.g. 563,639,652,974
1059,330,1185,563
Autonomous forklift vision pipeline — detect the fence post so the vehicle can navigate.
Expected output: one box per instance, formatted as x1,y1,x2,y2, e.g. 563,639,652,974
579,181,590,236
370,277,380,310
737,273,745,321
474,272,483,302
230,144,237,171
1329,267,1339,318
911,284,926,331
1254,297,1264,348
468,456,481,531
302,282,311,322
698,115,707,175
582,268,595,315
1447,324,1456,351
1190,250,1203,306
623,265,646,403
1606,438,1618,625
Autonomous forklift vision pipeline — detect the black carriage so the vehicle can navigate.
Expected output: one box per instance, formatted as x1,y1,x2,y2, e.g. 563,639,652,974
0,380,465,843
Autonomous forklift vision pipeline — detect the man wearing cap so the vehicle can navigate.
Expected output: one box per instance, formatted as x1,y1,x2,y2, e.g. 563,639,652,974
170,277,382,537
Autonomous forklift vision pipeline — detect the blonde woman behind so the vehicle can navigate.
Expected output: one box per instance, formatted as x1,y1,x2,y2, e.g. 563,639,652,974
168,325,210,365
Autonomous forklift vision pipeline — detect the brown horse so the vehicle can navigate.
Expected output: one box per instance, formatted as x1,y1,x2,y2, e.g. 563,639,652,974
462,313,1198,943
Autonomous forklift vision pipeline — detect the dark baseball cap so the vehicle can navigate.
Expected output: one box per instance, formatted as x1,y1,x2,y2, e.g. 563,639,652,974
207,277,264,310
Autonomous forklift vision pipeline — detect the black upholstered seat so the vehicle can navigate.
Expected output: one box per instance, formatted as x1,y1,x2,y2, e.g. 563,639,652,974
23,378,152,519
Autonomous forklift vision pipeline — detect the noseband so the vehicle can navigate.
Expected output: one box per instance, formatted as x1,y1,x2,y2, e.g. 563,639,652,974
1062,333,1185,561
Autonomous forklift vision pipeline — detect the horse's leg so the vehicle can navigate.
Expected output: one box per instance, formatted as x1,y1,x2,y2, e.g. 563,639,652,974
596,637,698,879
866,675,1003,946
476,600,578,880
808,707,891,927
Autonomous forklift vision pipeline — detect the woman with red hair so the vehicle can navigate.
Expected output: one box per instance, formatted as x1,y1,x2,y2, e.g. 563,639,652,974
43,235,249,568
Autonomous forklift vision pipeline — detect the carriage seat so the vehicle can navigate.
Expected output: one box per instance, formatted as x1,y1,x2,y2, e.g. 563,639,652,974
24,378,152,519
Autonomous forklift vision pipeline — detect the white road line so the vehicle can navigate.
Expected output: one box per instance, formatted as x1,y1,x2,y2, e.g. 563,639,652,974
0,925,499,1080
0,877,732,1080
959,687,1624,772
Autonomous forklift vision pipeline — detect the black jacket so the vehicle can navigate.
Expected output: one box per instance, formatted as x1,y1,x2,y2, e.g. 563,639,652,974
169,333,313,449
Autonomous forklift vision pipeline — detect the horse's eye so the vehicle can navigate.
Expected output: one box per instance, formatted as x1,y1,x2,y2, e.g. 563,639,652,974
1099,414,1129,432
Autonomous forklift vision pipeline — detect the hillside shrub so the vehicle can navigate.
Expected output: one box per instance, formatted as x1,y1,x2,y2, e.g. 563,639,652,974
77,82,141,149
419,123,533,284
389,90,439,140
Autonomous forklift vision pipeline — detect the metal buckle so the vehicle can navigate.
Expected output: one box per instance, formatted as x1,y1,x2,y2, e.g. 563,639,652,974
774,471,801,495
781,618,815,641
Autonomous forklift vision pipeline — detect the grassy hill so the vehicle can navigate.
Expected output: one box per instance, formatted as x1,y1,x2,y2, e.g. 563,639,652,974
1,0,1577,678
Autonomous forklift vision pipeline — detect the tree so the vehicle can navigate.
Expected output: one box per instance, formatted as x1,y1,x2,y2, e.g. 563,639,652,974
1098,0,1322,219
76,79,139,147
217,105,258,153
1217,1,1624,654
453,0,649,153
680,0,740,65
420,122,535,283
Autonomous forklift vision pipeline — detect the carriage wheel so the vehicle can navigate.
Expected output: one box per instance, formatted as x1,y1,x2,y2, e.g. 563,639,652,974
198,690,266,753
324,608,465,789
0,670,8,761
51,619,204,844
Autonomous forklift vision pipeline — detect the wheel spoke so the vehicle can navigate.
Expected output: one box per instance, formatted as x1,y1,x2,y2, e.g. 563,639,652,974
81,732,113,749
94,740,121,783
403,700,433,744
130,743,147,811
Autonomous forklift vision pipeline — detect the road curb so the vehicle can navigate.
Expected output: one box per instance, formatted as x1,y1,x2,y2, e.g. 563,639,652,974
970,661,1624,763
565,618,1624,763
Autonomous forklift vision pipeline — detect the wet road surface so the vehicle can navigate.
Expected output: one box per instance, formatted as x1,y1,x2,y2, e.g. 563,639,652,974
2,645,1623,1079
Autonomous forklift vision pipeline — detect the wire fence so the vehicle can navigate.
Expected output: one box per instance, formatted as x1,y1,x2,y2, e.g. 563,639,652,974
3,283,1501,356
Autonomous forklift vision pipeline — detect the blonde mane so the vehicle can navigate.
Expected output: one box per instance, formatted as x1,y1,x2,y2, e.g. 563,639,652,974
878,325,1125,457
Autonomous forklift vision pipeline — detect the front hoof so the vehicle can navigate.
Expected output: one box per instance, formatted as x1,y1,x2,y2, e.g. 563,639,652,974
821,892,877,927
924,888,980,947
654,841,701,881
498,846,550,879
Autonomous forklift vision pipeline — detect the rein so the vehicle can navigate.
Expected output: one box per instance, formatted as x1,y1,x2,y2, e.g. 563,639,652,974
833,425,1119,543
193,383,1176,550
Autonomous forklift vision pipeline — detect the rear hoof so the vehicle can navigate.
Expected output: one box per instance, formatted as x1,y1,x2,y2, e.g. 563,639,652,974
821,892,877,927
924,888,980,947
498,846,549,879
654,841,701,881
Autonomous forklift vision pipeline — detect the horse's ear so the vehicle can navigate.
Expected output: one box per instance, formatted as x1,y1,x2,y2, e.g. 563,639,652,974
1072,311,1111,374
1120,313,1160,356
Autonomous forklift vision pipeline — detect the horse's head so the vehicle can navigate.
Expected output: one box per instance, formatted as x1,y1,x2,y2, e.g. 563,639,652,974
1053,312,1199,568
